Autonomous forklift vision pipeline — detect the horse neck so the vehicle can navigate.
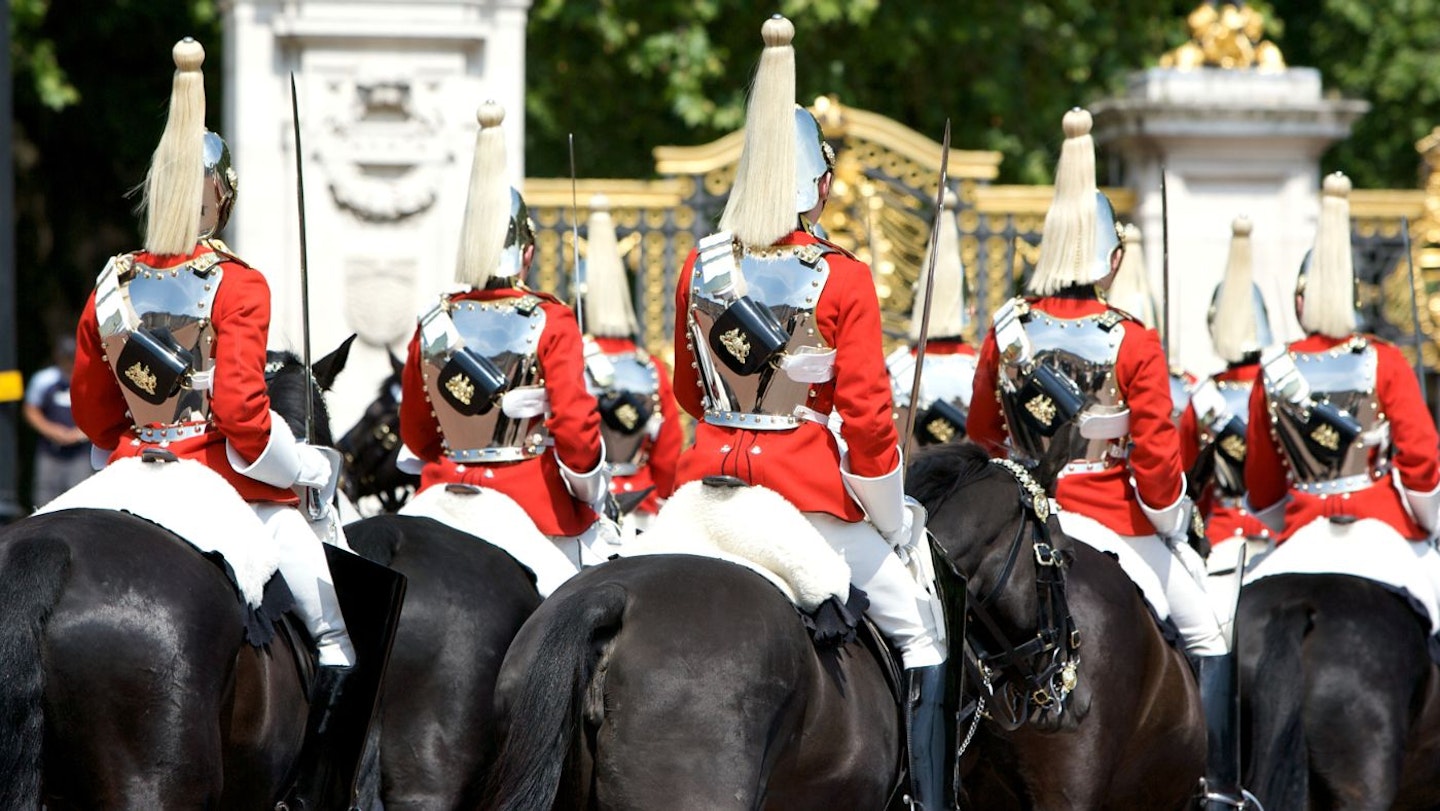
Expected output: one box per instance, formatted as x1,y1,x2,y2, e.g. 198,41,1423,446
943,481,1042,639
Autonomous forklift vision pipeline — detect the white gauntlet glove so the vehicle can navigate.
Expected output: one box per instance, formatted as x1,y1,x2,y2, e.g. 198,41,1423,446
295,444,342,519
1135,476,1193,545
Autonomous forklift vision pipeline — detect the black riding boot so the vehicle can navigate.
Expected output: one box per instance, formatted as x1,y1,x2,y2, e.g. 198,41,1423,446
1196,653,1255,810
904,665,950,811
284,665,359,811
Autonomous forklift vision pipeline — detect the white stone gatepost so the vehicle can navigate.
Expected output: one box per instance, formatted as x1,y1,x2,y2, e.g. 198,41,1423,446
1091,5,1367,377
223,0,531,432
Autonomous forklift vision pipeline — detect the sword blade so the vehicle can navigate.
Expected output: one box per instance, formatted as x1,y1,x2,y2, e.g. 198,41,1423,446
290,72,314,445
901,119,952,460
568,133,584,334
1160,166,1171,362
1402,215,1428,400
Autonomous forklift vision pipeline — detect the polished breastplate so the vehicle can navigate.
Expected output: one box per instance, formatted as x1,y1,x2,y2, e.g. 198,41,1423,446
888,348,977,444
95,250,224,439
1190,378,1254,497
688,234,836,431
994,298,1129,466
588,349,661,475
1262,338,1387,491
419,294,548,463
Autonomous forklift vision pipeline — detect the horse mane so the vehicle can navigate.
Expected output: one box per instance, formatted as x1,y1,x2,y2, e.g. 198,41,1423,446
906,442,995,514
264,350,335,447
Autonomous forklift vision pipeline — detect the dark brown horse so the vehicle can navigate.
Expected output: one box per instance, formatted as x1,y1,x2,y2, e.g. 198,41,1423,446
484,553,902,811
1239,572,1440,810
909,443,1204,810
344,514,542,809
0,347,355,809
336,352,416,515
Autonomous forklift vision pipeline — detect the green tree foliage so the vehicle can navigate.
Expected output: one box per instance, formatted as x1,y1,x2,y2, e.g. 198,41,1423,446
526,0,1440,189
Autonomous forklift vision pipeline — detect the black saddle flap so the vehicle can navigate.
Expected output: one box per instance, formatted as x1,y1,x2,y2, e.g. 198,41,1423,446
916,398,968,445
438,348,508,416
709,295,788,376
116,326,191,405
1016,363,1085,437
599,389,655,435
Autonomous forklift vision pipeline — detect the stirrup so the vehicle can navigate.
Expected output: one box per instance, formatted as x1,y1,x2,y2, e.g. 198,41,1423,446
1197,781,1264,811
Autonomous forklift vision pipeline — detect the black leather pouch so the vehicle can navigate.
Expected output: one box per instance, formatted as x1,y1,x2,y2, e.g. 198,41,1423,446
438,348,508,416
1015,363,1085,437
916,398,968,445
599,389,655,435
708,295,788,376
116,327,191,405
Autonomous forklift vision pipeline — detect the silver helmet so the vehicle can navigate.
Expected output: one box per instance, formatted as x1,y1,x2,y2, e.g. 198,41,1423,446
794,107,836,214
199,130,237,238
495,187,536,280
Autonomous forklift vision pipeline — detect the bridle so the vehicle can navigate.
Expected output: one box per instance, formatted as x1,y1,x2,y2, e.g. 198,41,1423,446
959,458,1081,734
337,382,415,512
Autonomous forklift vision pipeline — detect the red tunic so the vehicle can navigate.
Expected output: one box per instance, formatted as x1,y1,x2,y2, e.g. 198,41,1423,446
672,230,900,521
969,295,1185,536
1179,363,1270,542
1245,334,1438,541
593,336,681,515
72,243,298,504
400,287,603,537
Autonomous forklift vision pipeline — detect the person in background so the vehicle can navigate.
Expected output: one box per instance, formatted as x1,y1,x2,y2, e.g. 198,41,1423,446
23,335,94,507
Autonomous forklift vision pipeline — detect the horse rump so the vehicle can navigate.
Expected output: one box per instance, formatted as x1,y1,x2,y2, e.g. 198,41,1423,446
0,528,73,808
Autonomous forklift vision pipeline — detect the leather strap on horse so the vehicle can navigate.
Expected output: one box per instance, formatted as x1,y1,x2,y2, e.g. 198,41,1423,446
960,459,1081,733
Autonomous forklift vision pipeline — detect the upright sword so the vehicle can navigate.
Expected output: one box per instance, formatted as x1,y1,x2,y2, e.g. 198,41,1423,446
568,133,585,334
900,119,953,461
289,73,315,445
1402,215,1429,400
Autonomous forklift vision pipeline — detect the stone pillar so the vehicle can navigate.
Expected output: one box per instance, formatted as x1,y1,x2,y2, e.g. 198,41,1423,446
224,0,531,432
1092,67,1367,376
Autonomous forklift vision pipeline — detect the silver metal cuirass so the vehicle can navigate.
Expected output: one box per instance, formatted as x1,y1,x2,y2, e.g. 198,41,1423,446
998,309,1127,465
592,351,661,475
97,252,223,432
689,242,833,430
419,295,548,463
1266,341,1385,489
890,350,977,444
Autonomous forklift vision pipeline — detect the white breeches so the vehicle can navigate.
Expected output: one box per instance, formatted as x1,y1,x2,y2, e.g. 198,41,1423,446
252,504,355,667
1060,511,1228,656
804,512,947,669
548,518,624,570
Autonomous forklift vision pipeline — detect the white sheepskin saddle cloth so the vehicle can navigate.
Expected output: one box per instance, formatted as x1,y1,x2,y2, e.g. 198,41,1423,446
398,485,578,597
1244,518,1440,633
627,480,851,612
34,457,276,608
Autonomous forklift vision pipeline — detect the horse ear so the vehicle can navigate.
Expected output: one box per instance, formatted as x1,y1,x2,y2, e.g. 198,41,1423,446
388,350,405,379
313,334,358,391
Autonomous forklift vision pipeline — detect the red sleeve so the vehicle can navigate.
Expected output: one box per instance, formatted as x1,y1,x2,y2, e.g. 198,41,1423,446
1243,371,1287,511
1179,402,1201,469
825,259,899,476
966,327,1009,458
399,327,443,462
70,289,130,451
648,356,682,498
204,264,276,462
671,249,703,419
539,302,603,472
1115,323,1183,508
1376,341,1440,491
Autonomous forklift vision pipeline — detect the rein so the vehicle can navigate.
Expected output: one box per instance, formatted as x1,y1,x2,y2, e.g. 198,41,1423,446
959,459,1081,734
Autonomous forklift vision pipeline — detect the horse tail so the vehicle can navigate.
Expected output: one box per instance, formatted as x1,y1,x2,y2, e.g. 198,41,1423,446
1245,600,1311,808
0,534,73,807
486,583,628,811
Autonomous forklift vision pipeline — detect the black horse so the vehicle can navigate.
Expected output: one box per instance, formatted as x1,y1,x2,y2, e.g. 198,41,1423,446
1239,572,1440,809
485,553,902,810
337,352,417,514
909,443,1204,810
344,513,543,809
0,346,353,809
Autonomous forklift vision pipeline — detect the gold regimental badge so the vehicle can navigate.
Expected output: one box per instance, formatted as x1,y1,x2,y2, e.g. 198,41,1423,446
1310,424,1341,452
1219,434,1247,462
720,328,751,364
125,362,158,395
446,373,475,406
926,417,956,444
1025,394,1057,427
615,403,640,431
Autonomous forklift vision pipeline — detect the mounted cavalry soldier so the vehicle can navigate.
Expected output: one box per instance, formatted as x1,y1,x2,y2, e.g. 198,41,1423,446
69,38,367,807
968,109,1255,809
579,195,681,533
1182,217,1274,548
1246,172,1440,641
668,15,950,810
887,188,977,446
398,102,612,588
